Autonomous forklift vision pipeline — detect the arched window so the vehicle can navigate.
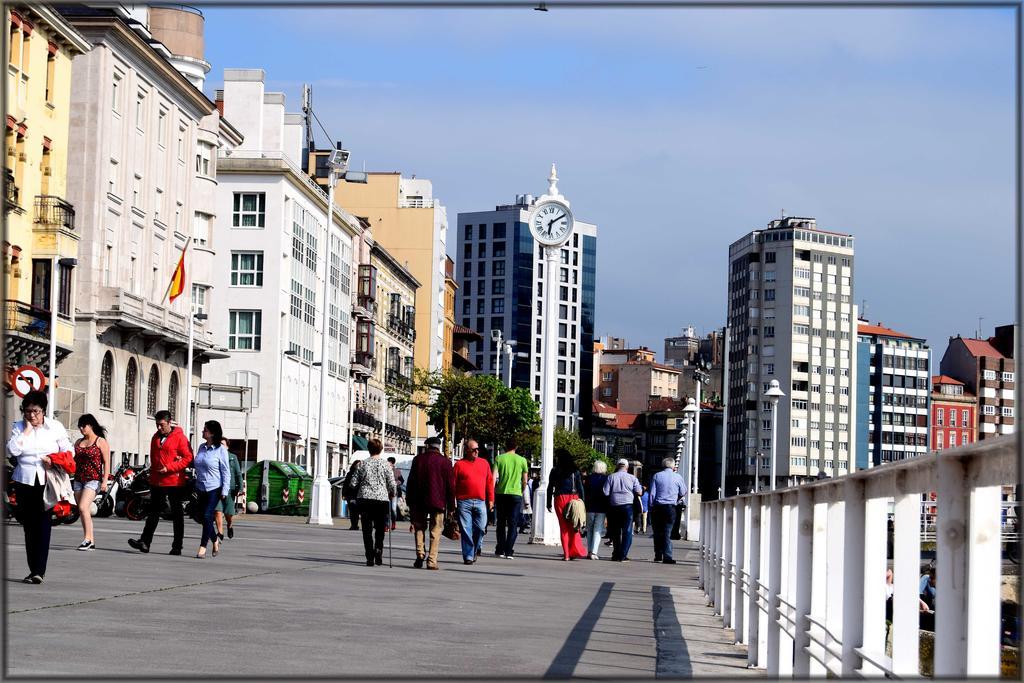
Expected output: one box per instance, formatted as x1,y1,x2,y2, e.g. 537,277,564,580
147,365,160,417
99,352,114,409
124,358,137,414
168,372,179,422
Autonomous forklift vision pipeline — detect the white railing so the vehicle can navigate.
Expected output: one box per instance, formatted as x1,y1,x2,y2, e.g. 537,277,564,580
700,436,1016,678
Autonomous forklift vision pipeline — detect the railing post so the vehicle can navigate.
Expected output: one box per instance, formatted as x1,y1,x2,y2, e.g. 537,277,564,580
935,454,1002,676
747,497,762,668
733,496,747,644
766,494,783,677
809,497,828,676
757,499,768,668
841,478,866,676
710,502,720,609
825,493,846,674
860,494,888,674
777,495,794,676
699,501,707,590
792,487,814,676
892,486,921,676
722,500,734,627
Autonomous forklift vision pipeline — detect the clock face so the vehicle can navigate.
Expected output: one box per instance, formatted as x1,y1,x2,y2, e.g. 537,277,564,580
529,200,574,246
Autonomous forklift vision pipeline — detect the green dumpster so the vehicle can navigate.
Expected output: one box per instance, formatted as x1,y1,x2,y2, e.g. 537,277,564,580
245,460,312,515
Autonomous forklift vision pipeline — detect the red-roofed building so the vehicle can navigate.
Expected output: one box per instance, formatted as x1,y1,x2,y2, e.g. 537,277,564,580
595,347,681,413
930,375,977,450
939,325,1016,441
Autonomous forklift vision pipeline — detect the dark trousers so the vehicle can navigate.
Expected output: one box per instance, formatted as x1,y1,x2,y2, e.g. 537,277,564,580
346,499,359,529
651,503,677,560
670,503,684,540
141,485,186,551
358,499,390,561
494,494,524,557
198,489,221,547
608,504,635,560
13,482,51,576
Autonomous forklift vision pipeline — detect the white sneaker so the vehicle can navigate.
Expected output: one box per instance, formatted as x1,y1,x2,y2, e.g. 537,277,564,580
503,554,513,560
589,553,599,560
77,540,95,551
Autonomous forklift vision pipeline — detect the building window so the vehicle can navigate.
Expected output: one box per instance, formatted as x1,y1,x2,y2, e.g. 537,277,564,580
167,372,179,422
229,310,263,350
937,410,943,426
124,358,137,414
136,91,147,130
191,284,207,315
493,280,505,295
493,261,505,277
764,289,776,301
1002,407,1014,417
491,299,504,314
983,405,996,415
962,412,969,427
193,212,213,247
232,193,266,228
764,251,776,263
57,262,72,316
112,72,122,113
231,252,264,287
45,49,55,103
961,433,969,446
494,242,506,258
983,369,997,380
99,352,114,409
195,141,214,176
147,365,160,417
1003,372,1015,382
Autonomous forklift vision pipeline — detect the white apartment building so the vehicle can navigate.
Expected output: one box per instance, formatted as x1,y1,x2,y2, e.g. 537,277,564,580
725,216,858,491
456,169,598,433
201,68,361,477
59,5,240,463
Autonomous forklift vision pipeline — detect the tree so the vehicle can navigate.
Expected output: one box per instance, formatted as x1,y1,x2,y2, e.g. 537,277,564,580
386,370,540,458
521,426,610,472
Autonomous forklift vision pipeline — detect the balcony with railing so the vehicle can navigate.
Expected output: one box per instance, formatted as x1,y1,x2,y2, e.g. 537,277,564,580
351,351,376,378
387,313,416,343
699,436,1017,678
5,168,20,213
34,195,75,232
385,367,412,391
352,407,381,432
3,299,72,372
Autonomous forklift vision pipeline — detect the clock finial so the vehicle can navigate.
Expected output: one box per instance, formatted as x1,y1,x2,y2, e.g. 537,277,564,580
548,163,559,196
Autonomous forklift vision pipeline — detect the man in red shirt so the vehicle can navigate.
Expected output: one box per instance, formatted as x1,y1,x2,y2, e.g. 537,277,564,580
452,439,494,564
128,410,193,555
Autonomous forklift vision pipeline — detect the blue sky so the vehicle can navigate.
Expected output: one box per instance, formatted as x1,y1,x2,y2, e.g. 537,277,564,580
203,6,1016,358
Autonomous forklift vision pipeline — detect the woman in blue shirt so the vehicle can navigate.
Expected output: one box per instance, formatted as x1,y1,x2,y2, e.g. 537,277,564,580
193,420,230,559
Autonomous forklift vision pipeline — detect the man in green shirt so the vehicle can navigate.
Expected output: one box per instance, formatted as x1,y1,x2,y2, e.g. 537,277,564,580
492,436,529,559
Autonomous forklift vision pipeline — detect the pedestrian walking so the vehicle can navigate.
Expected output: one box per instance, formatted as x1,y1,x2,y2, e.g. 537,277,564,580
603,458,642,562
7,390,73,584
649,457,687,564
72,414,111,551
546,448,588,561
406,436,454,570
342,459,362,530
193,421,230,559
128,410,193,555
492,435,529,559
453,439,494,564
350,439,396,567
583,459,609,559
388,456,404,529
213,438,242,541
635,487,650,534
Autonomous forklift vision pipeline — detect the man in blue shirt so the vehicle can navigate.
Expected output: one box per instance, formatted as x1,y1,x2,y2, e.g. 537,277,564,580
603,459,642,561
648,457,687,564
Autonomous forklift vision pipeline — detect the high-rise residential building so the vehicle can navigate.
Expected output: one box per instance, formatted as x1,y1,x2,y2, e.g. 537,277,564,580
58,5,239,464
3,5,89,407
855,322,930,468
724,216,858,491
930,375,977,451
203,68,361,476
332,173,448,449
455,169,598,434
595,347,680,414
939,325,1016,440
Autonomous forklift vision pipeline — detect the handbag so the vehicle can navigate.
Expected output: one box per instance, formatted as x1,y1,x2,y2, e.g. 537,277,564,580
442,511,461,541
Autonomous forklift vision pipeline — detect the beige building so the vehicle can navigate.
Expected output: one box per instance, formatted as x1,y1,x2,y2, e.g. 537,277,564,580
58,6,238,463
4,5,89,403
596,347,680,414
333,172,448,446
442,255,457,373
365,242,418,455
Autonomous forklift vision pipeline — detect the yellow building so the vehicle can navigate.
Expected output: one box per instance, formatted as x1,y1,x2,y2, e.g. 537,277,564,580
334,172,448,446
4,5,89,386
442,255,457,373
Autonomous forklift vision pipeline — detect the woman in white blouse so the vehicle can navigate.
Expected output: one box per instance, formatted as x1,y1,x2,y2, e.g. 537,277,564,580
7,390,72,584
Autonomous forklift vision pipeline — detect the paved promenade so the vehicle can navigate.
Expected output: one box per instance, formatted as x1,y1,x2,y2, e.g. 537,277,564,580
6,515,758,678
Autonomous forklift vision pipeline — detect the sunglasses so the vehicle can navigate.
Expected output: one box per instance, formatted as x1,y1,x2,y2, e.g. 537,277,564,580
468,448,479,452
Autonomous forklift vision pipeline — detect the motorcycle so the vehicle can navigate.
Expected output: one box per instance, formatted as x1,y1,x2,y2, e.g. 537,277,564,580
94,460,136,518
122,466,202,524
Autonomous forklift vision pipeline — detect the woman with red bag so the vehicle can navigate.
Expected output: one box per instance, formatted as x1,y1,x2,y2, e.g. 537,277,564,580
6,390,73,584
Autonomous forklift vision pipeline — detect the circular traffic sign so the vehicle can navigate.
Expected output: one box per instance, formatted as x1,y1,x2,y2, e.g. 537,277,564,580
12,365,45,398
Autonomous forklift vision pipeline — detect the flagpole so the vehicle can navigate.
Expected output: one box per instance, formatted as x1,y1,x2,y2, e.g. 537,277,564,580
185,304,195,449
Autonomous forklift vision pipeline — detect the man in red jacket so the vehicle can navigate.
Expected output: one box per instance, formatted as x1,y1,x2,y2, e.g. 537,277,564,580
452,439,494,565
405,436,454,570
128,410,193,555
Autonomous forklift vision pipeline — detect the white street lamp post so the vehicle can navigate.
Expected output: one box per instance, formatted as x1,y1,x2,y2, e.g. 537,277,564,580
681,397,698,493
278,347,298,460
492,329,503,382
764,379,785,492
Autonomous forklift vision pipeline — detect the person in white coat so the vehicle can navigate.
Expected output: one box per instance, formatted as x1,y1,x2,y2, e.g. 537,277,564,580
7,390,72,584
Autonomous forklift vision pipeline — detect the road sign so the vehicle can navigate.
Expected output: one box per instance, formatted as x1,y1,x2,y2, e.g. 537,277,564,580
12,365,45,398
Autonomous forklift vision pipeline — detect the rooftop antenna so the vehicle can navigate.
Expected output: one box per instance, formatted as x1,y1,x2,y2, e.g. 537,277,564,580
977,316,985,339
301,84,314,172
780,208,785,219
861,299,868,321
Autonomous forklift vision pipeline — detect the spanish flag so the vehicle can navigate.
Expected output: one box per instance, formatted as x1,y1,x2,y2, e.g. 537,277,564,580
165,245,187,304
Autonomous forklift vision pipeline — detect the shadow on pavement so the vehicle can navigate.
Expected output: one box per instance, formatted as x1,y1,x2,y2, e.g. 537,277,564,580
543,581,615,678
